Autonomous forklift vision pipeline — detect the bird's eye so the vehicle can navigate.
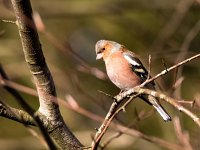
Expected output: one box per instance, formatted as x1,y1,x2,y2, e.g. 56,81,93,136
101,47,106,52
97,48,105,54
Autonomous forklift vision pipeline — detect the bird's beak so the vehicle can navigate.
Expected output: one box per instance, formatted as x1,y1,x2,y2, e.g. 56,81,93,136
96,53,103,60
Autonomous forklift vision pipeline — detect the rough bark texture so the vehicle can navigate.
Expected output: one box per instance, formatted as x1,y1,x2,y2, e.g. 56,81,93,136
11,0,83,149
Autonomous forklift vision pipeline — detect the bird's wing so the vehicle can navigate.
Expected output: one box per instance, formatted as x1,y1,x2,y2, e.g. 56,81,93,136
123,50,154,86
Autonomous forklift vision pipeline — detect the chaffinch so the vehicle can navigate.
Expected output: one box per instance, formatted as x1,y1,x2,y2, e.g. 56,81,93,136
95,40,171,121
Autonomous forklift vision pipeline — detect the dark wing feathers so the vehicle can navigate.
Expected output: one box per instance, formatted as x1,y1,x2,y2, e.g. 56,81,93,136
123,52,154,85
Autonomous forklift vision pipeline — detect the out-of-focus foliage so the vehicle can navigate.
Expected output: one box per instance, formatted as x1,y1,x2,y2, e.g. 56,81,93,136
0,0,200,149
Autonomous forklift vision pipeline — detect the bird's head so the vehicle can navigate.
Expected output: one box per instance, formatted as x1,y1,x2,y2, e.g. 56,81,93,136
95,40,122,61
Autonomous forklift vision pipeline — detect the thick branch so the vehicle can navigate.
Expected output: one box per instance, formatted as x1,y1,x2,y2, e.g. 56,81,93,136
11,0,58,120
11,0,82,149
0,100,35,125
0,78,182,150
0,65,56,149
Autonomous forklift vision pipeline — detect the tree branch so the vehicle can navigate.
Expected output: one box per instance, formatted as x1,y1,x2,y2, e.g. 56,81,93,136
33,12,107,81
0,100,35,125
151,0,195,50
92,86,200,149
0,65,56,149
173,117,193,150
91,95,139,150
0,78,183,150
92,53,200,149
128,88,200,126
11,0,82,149
173,20,200,98
140,53,200,87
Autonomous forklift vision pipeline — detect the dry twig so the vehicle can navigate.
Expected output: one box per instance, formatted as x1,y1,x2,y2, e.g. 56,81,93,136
151,0,195,50
173,117,193,150
92,53,200,149
173,20,200,98
33,12,107,80
0,77,182,150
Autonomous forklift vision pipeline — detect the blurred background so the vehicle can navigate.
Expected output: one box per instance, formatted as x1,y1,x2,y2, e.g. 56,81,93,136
0,0,200,149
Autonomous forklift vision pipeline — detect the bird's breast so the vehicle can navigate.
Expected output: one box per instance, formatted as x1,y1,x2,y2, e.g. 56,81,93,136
105,53,141,90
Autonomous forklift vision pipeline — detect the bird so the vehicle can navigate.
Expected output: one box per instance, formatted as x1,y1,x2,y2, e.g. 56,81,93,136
95,40,171,121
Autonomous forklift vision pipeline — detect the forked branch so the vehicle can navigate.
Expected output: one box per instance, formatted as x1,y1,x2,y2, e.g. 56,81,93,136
92,53,200,149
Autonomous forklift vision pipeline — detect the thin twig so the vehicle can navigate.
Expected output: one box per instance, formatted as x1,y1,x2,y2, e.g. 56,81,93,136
147,54,151,80
161,59,168,73
0,78,182,150
98,90,115,99
101,109,152,149
101,132,121,149
173,20,200,98
91,94,139,149
151,0,195,50
177,100,195,107
26,126,48,149
141,53,200,87
0,65,56,149
33,12,107,80
119,87,200,127
173,117,193,150
170,76,184,95
177,20,200,64
93,53,200,148
0,100,49,149
3,51,200,148
2,20,16,24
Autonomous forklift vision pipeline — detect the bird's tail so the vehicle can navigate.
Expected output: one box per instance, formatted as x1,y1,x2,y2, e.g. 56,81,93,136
141,95,171,121
153,104,171,121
